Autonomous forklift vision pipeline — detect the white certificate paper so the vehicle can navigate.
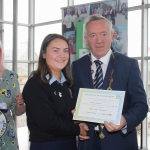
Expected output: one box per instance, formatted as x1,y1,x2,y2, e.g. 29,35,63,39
73,88,125,125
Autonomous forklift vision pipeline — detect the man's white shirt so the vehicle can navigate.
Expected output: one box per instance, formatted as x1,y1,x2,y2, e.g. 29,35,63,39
91,49,112,130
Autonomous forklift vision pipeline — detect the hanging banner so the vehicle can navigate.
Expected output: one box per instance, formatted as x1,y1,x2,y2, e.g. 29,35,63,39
61,0,128,61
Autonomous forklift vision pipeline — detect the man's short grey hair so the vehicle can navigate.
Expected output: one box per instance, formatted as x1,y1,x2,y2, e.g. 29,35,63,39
84,14,114,35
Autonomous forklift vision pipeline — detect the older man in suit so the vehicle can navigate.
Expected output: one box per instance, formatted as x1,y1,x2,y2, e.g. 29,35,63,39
72,14,148,150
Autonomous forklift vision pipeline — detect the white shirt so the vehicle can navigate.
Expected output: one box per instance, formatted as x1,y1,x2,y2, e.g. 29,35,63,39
91,49,112,81
63,14,73,29
79,13,88,22
72,14,80,27
91,49,112,130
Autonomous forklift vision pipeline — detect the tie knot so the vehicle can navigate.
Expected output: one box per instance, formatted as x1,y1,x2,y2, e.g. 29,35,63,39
94,60,103,67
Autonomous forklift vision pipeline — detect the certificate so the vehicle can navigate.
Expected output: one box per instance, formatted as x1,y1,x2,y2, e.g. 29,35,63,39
73,88,125,125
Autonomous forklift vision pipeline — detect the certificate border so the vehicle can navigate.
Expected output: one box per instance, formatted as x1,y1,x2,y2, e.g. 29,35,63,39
73,88,125,125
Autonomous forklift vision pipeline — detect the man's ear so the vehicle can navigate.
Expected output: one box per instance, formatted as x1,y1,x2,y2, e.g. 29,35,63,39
84,35,89,46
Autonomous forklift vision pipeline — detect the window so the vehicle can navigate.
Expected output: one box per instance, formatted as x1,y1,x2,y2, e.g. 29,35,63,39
128,10,141,57
18,0,29,24
74,0,141,7
74,0,98,5
18,26,28,61
128,0,141,7
148,9,150,56
35,0,67,23
34,23,62,59
4,63,12,71
3,24,13,61
3,0,13,21
34,63,38,70
18,63,28,92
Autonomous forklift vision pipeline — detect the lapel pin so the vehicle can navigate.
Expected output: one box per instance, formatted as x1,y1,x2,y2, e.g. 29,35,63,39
59,92,62,97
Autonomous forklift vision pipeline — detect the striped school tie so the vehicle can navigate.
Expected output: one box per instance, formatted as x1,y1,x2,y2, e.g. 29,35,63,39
93,60,103,89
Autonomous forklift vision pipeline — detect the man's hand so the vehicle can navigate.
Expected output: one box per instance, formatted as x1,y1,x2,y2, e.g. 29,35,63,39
79,123,90,140
104,115,126,132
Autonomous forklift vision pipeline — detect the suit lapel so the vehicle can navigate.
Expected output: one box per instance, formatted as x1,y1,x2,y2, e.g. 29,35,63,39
102,52,118,90
82,55,93,88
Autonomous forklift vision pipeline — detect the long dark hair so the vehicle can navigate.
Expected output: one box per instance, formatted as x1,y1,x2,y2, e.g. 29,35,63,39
75,7,79,18
29,33,73,87
81,6,87,14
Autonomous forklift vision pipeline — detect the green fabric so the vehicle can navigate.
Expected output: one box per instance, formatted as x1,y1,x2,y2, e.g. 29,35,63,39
0,69,20,150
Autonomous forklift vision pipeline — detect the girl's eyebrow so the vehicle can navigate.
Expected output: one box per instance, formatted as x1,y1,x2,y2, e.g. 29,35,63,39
52,47,69,50
52,47,59,49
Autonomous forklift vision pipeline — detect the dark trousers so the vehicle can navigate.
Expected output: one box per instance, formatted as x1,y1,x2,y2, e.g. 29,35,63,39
30,138,77,150
92,135,102,150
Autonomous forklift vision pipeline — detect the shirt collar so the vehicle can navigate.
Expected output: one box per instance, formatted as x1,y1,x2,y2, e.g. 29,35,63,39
91,49,112,66
45,72,67,85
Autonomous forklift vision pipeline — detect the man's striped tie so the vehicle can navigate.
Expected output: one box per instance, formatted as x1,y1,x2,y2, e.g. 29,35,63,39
93,60,103,89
